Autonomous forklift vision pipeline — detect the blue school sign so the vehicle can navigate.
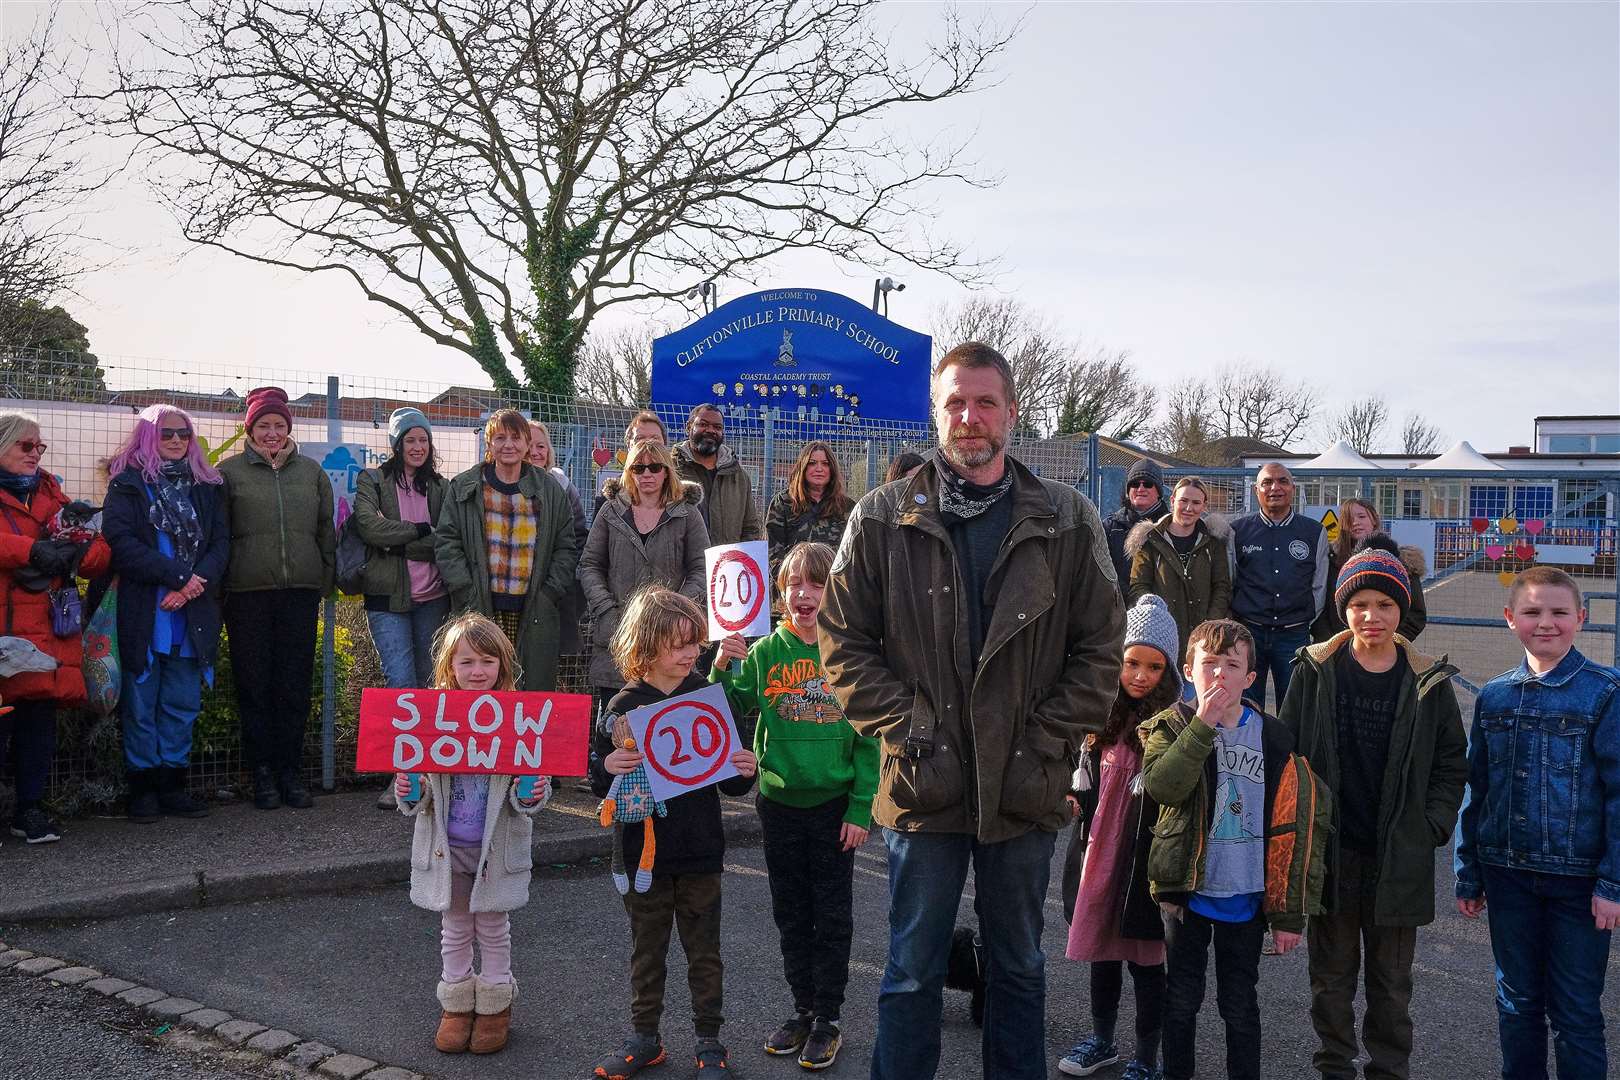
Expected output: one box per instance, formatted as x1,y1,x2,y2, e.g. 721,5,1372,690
650,288,932,426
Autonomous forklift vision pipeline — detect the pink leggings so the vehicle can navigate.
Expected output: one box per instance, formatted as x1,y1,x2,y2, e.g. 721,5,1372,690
441,845,513,984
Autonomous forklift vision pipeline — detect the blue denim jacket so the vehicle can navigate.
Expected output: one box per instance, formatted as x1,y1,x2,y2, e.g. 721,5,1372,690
1455,648,1620,903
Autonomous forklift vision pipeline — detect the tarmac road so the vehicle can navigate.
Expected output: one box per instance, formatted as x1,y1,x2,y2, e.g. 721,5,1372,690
9,823,1618,1080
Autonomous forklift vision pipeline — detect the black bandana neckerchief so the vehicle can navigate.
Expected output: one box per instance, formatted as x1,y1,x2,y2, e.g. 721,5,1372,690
934,454,1013,523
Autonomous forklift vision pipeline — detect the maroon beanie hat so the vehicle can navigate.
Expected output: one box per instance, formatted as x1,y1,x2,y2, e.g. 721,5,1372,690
244,386,292,432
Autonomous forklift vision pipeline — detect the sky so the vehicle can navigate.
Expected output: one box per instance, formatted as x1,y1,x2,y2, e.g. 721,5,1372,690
6,1,1617,451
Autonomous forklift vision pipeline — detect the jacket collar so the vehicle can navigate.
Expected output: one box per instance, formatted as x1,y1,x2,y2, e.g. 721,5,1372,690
1257,508,1296,528
673,441,739,475
450,461,545,501
894,452,1055,537
1507,647,1587,687
1302,630,1457,698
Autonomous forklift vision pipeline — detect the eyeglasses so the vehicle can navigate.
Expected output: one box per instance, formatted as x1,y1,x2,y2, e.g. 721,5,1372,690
160,428,193,441
1127,479,1156,490
630,462,666,475
14,440,46,455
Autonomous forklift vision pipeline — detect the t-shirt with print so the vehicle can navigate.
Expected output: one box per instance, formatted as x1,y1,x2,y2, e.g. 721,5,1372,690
446,774,491,848
1334,647,1407,852
1190,707,1265,923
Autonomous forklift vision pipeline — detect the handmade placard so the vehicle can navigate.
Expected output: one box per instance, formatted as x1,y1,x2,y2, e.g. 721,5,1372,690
705,540,772,639
355,688,592,776
623,682,742,803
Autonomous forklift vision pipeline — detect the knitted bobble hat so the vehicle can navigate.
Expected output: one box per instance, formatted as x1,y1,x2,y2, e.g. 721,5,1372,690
1124,594,1181,686
1335,534,1411,620
243,386,292,432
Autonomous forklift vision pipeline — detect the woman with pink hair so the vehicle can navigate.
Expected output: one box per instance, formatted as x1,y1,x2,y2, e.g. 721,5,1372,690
100,404,230,823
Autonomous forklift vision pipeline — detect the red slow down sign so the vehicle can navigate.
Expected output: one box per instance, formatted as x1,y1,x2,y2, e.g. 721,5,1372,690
354,688,591,776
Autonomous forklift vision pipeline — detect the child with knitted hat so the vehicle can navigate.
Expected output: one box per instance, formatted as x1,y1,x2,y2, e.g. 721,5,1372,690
1279,534,1469,1080
1058,594,1182,1079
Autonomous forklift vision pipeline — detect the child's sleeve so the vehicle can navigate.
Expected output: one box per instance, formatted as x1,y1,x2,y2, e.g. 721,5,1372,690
397,774,434,817
588,710,625,799
1141,718,1214,806
845,729,879,830
1594,684,1620,904
1453,695,1490,900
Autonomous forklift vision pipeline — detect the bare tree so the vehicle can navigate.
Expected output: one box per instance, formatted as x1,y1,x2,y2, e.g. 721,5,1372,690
1145,377,1214,456
931,297,1070,433
1400,412,1444,456
95,0,1015,396
1320,395,1389,454
575,324,656,407
1209,363,1319,448
1055,349,1157,440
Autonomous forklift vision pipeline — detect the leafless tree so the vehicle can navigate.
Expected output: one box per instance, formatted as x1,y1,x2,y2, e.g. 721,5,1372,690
1400,412,1444,456
932,296,1070,433
1055,349,1157,440
94,0,1016,396
1145,377,1214,456
575,324,657,407
1209,363,1319,448
1320,395,1389,454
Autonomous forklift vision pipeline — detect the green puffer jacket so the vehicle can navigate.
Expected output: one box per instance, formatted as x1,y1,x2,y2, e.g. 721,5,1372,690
1140,702,1332,933
351,467,447,612
218,442,336,594
1125,514,1232,664
1279,633,1468,926
432,463,577,691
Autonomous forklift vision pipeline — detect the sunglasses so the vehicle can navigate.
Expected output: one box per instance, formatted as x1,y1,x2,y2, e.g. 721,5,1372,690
14,440,46,455
630,462,666,475
160,428,193,441
1127,478,1156,490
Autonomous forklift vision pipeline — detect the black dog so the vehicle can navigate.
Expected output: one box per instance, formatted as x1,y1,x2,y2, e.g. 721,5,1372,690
944,925,986,1027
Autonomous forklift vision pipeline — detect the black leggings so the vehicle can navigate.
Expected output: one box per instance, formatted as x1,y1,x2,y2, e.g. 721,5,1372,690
1090,959,1165,1040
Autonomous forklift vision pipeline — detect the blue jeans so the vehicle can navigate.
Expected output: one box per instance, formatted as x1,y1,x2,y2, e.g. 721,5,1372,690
871,826,1056,1080
121,655,202,770
1484,866,1610,1079
365,597,450,689
1241,624,1308,709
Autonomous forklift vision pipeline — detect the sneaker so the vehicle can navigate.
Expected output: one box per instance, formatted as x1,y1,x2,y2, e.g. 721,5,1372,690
1121,1060,1163,1080
798,1019,841,1071
694,1036,729,1071
764,1012,812,1055
1057,1035,1120,1077
593,1033,666,1079
10,807,62,844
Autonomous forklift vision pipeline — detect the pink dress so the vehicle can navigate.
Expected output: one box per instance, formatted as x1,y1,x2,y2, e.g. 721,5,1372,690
1065,740,1166,966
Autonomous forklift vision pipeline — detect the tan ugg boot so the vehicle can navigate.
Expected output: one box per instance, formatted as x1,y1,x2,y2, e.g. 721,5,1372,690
469,976,516,1054
434,977,476,1053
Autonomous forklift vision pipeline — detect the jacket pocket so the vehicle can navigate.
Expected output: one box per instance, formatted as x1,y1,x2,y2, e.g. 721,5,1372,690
503,812,534,874
411,818,434,871
998,742,1069,823
879,688,964,815
1147,807,1193,887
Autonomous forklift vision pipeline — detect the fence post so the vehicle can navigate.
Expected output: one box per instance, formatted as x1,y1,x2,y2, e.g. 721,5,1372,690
867,438,879,492
322,376,338,792
1086,432,1101,505
762,407,775,495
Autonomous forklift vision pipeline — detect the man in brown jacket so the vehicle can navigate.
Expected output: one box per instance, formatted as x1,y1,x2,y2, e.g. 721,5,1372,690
820,342,1125,1080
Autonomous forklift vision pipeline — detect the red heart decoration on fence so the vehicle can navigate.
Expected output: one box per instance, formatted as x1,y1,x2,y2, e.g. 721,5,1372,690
1513,544,1536,561
1484,544,1506,560
592,447,613,468
1470,518,1489,533
1524,519,1546,536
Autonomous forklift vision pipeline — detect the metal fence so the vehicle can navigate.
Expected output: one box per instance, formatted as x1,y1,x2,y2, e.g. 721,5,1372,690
0,349,1613,811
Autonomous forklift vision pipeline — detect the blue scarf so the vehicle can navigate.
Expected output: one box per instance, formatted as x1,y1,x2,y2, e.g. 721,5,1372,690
0,468,40,500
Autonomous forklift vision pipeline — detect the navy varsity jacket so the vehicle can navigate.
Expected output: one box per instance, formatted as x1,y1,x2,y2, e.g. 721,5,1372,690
1227,510,1330,630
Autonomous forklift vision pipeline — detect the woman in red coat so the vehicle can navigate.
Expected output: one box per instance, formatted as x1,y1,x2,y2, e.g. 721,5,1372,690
0,412,111,844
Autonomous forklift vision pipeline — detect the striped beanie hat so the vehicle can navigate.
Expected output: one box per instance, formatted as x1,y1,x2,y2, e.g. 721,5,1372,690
1335,534,1411,619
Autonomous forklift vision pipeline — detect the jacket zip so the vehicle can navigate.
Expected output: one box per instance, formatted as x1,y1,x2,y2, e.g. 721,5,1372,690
271,461,290,586
1300,757,1318,916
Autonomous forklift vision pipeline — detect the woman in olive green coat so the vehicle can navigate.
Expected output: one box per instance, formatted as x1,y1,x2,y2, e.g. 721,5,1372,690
218,386,335,812
1126,476,1232,665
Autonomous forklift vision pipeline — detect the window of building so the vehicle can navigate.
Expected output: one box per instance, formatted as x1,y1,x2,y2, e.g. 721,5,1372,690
1547,434,1592,453
1373,481,1397,520
1429,481,1463,519
1401,486,1425,519
1561,479,1608,521
1512,484,1554,522
1595,434,1620,454
1469,483,1508,521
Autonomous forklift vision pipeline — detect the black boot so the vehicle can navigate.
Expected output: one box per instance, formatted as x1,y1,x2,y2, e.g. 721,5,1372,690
158,766,209,819
253,765,281,810
126,770,160,824
277,767,314,809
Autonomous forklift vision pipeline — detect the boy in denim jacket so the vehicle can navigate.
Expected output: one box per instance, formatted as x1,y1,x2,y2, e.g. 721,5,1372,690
1456,566,1620,1080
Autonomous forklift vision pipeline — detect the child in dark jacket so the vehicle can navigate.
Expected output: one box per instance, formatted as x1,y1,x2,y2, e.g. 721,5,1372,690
590,587,757,1079
1058,595,1182,1080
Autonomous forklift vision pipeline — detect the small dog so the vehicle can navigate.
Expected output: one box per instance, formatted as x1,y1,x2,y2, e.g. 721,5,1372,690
944,925,986,1027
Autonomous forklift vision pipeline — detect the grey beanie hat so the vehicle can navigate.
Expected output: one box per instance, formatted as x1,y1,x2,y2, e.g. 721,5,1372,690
1126,457,1164,491
388,406,431,442
1125,594,1181,683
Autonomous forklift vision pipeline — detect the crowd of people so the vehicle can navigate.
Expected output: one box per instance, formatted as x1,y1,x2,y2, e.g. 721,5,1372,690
0,345,1612,1080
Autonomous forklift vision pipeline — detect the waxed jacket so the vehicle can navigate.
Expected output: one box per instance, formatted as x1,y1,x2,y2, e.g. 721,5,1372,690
100,467,230,677
578,478,709,688
1456,648,1620,904
351,467,446,613
1140,701,1332,933
1126,514,1232,664
217,442,335,594
1280,632,1468,926
398,774,549,913
819,455,1126,844
433,463,577,691
672,442,764,547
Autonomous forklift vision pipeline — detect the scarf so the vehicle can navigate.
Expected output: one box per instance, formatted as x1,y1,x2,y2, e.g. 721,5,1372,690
149,459,202,564
0,467,40,499
934,455,1013,523
249,436,297,470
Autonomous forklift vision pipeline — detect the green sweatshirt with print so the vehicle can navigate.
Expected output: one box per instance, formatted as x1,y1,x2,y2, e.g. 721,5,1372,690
712,622,878,829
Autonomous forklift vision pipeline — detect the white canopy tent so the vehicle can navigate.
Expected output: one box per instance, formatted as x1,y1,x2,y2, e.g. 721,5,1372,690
1412,441,1504,471
1299,440,1380,470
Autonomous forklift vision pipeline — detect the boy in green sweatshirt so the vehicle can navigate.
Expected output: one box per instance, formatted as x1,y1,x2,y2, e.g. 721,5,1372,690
713,541,878,1071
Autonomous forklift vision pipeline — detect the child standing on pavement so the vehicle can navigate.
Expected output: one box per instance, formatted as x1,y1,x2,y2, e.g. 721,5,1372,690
712,541,878,1072
1456,566,1620,1080
1057,595,1182,1080
394,612,552,1056
591,587,758,1079
1141,619,1331,1080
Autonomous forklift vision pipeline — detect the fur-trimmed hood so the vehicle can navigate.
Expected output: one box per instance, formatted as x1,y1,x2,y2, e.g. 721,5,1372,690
1124,512,1231,560
601,476,704,508
1301,630,1455,698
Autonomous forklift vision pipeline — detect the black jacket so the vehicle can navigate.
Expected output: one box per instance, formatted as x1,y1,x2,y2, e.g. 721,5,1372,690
590,672,756,877
1102,495,1166,597
1061,739,1163,942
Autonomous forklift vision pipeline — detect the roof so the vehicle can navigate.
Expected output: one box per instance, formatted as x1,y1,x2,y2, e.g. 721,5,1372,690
1535,415,1620,421
1300,440,1377,470
1179,435,1291,468
1412,440,1504,471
